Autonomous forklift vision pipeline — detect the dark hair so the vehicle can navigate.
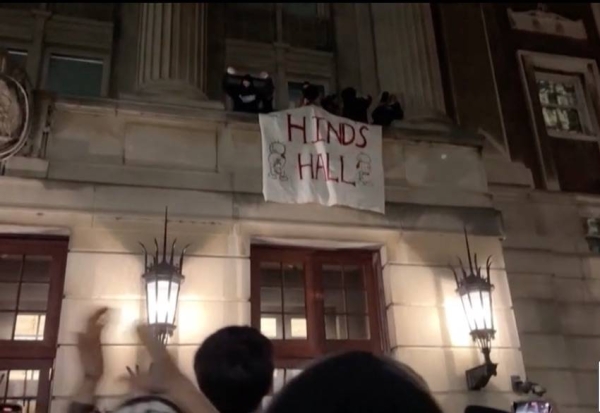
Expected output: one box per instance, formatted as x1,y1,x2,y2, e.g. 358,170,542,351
303,84,320,103
341,87,357,101
194,326,274,413
379,91,390,104
266,351,442,413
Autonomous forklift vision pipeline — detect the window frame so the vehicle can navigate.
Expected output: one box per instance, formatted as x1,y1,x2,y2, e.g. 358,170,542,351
534,71,596,141
0,358,53,413
41,46,111,98
517,50,600,191
250,246,385,364
0,237,68,360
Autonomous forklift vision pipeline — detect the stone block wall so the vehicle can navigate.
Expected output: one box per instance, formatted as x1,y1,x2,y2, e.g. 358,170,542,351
494,189,600,413
384,231,525,412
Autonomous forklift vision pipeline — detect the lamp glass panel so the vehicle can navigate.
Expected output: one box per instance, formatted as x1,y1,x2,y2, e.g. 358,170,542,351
146,278,179,325
460,290,492,332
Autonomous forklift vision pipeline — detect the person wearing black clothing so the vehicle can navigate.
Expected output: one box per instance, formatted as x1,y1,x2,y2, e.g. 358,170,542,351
266,351,443,413
321,93,341,116
371,92,404,127
300,82,321,107
194,326,274,413
262,74,275,113
341,87,372,123
223,72,261,113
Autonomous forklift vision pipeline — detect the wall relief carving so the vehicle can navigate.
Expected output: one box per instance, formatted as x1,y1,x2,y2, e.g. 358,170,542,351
507,4,587,40
0,49,33,162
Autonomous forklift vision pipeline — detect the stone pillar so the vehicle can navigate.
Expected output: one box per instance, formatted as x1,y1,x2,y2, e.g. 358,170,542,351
137,3,207,100
371,3,446,118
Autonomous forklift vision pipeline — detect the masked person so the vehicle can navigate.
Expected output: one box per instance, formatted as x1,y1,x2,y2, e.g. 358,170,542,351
341,87,372,124
223,68,261,114
299,82,321,107
321,93,341,116
371,92,404,127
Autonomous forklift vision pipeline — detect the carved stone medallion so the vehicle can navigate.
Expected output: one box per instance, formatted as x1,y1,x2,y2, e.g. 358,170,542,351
0,50,33,162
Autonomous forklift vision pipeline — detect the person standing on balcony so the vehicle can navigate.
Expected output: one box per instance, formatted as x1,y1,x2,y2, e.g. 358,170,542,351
371,92,404,127
299,82,322,107
223,68,261,114
341,87,372,124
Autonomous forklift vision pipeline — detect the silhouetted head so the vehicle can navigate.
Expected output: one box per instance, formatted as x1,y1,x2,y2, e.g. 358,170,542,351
379,91,390,104
242,74,253,88
194,326,274,413
341,87,357,102
303,84,321,104
266,351,441,413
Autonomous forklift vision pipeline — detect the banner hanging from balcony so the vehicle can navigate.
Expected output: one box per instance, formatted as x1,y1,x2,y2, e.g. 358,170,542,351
259,106,385,214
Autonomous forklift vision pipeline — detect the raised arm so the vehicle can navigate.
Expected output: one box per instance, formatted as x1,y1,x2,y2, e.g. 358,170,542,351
68,308,109,413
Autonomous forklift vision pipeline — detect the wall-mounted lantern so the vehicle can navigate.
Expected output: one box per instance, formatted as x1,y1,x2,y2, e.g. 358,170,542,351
451,229,497,391
139,208,189,344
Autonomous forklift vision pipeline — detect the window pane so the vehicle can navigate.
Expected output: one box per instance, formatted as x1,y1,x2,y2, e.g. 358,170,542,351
14,314,45,340
0,312,15,339
344,266,363,289
324,289,345,314
284,315,307,339
0,255,22,283
0,284,18,310
345,290,367,314
272,368,285,394
283,3,318,17
321,265,343,288
347,315,370,340
261,314,282,339
1,370,40,413
283,264,303,288
260,287,282,313
283,263,305,313
260,262,281,287
46,55,103,97
6,370,39,397
283,288,305,313
557,108,583,133
262,395,273,411
18,284,49,312
325,314,347,340
7,50,27,68
22,256,51,283
542,107,558,129
285,369,302,382
536,74,586,135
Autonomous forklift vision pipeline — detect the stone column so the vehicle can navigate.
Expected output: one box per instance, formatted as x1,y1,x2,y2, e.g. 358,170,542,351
137,3,207,100
371,3,446,118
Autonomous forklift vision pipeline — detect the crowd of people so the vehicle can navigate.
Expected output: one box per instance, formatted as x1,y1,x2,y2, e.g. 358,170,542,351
67,307,446,413
223,68,404,127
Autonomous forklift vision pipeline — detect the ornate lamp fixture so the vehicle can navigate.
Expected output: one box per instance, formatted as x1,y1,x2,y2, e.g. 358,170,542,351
139,208,189,344
451,229,497,390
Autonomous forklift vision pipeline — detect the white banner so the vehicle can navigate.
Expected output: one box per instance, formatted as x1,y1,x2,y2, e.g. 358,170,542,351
259,106,385,214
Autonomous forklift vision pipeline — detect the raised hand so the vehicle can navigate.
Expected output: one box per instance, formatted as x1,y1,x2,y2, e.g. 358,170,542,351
77,307,109,382
123,324,219,413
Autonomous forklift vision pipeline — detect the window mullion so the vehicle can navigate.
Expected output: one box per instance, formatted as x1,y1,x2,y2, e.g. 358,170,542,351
275,3,284,43
306,255,325,354
10,255,25,340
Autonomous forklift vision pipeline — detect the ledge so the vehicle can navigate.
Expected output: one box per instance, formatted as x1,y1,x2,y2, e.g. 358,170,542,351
54,96,484,147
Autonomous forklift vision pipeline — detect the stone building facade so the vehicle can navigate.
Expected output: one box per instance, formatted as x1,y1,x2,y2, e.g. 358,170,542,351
0,3,596,413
